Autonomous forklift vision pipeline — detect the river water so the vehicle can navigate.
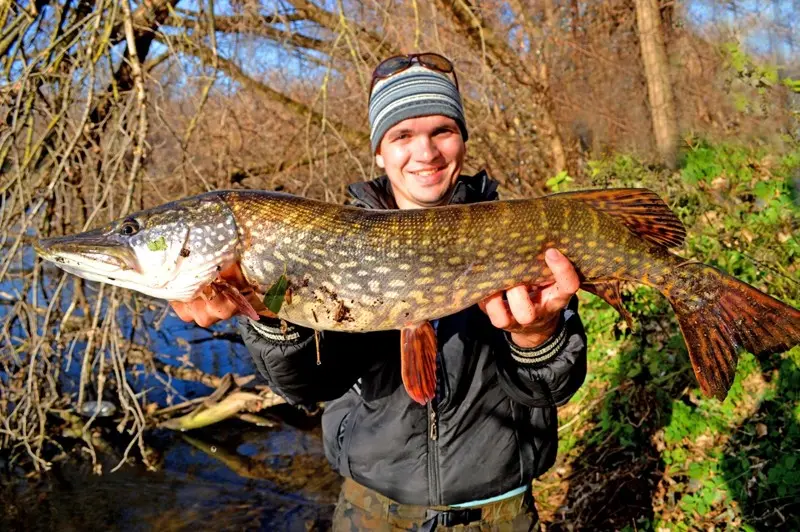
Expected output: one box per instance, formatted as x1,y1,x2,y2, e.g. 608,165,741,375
1,263,341,530
2,412,341,530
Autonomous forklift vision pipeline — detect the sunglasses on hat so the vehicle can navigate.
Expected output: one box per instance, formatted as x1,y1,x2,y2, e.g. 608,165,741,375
370,53,459,93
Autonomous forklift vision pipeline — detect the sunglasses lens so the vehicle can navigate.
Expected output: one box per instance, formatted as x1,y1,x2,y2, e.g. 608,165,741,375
374,56,411,78
418,53,453,73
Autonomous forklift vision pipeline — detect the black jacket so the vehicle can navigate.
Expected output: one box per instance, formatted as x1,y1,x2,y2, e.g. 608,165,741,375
238,172,587,506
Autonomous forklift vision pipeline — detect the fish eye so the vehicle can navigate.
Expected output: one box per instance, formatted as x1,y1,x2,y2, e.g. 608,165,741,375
120,219,140,236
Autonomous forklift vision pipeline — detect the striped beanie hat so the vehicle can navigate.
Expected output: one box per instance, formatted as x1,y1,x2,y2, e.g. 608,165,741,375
368,64,468,152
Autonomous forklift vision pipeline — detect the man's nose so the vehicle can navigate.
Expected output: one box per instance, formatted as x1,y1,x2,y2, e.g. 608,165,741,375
413,135,440,161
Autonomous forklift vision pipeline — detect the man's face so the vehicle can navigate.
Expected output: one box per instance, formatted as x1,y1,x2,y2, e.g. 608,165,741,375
376,115,466,210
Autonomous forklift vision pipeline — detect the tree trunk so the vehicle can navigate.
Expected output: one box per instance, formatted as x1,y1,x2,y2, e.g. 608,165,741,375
634,0,678,168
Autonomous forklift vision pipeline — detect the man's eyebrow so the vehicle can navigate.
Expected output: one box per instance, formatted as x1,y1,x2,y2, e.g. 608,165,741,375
388,128,412,137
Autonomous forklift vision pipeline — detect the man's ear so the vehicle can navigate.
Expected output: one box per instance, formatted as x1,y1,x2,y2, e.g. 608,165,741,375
375,151,385,169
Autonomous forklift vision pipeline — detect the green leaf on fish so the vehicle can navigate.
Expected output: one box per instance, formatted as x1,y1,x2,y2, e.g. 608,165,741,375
263,274,289,314
147,237,167,251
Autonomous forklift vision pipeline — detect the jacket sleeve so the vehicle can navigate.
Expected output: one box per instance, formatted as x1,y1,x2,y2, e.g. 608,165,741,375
237,317,384,407
496,295,587,408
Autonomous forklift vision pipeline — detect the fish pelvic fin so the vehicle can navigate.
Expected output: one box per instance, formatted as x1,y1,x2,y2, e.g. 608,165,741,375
581,280,633,328
400,321,438,405
212,280,260,320
665,263,800,400
551,188,686,248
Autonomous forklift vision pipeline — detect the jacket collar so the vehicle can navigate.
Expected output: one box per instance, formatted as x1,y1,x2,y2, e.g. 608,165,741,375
346,170,499,210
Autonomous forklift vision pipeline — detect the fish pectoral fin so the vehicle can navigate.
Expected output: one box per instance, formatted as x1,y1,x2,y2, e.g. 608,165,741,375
400,322,438,405
213,280,261,321
551,188,686,248
581,280,633,328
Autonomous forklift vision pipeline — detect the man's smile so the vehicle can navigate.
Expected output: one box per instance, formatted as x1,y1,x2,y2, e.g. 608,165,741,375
408,165,448,184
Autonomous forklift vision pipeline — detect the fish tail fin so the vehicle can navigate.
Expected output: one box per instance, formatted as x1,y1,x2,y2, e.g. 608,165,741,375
664,262,800,400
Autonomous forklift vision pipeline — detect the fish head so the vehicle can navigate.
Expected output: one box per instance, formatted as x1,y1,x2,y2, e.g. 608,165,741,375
34,194,240,301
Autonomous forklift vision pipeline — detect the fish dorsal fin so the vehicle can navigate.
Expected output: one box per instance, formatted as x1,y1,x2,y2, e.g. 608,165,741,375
550,188,686,248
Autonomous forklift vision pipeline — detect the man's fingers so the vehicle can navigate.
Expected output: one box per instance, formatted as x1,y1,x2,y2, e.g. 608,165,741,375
506,285,536,325
477,249,579,337
172,282,253,328
208,295,239,321
195,314,216,328
545,248,580,299
182,298,219,327
171,301,194,322
186,297,208,319
481,292,513,329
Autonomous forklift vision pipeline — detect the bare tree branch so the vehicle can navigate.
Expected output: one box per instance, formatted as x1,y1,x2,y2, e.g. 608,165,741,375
435,0,568,172
165,34,370,146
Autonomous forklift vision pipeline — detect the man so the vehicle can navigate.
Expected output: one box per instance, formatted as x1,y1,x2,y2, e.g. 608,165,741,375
172,53,587,531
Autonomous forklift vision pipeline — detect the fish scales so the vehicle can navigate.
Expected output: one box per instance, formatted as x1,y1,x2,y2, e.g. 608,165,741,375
223,191,670,332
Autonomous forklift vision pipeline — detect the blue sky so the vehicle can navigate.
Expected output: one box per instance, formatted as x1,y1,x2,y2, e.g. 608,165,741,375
686,0,798,64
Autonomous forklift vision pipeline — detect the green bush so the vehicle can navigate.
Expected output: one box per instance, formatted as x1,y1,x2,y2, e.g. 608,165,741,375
540,139,800,529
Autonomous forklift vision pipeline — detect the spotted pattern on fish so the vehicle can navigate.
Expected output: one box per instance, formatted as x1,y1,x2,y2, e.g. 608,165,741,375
223,190,674,332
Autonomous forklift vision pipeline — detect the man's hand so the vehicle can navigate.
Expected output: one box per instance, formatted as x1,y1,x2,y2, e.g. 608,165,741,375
171,263,272,327
480,248,580,348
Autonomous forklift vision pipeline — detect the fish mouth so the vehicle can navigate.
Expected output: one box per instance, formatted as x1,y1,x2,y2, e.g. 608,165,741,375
34,229,140,276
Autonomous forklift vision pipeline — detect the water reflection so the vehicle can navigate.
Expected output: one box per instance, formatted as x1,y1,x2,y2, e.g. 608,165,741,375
2,413,340,531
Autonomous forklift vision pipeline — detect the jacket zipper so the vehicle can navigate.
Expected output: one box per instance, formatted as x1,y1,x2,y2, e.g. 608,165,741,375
427,401,441,504
428,333,443,505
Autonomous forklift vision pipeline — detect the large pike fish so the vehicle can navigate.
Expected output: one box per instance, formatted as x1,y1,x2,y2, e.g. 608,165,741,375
35,189,800,404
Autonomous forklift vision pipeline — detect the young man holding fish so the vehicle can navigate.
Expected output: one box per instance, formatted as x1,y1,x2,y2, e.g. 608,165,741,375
172,54,587,530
